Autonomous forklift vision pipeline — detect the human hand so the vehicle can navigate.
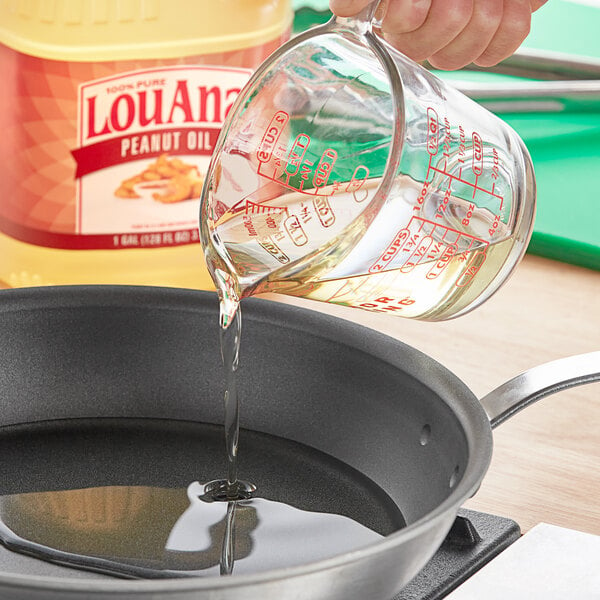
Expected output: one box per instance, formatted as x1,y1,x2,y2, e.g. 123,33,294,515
329,0,549,70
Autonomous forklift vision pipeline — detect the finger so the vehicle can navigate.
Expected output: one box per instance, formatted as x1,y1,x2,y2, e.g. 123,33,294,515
530,0,548,10
428,0,504,70
379,0,433,34
329,0,375,17
382,0,474,63
474,0,532,66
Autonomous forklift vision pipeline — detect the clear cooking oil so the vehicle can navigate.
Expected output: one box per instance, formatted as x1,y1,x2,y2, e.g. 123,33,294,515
0,419,401,578
206,175,518,323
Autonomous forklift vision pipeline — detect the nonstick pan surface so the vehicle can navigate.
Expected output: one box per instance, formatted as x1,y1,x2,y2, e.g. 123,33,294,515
0,285,496,599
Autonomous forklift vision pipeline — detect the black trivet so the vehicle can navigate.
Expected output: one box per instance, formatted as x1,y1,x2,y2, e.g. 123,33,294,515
394,509,521,600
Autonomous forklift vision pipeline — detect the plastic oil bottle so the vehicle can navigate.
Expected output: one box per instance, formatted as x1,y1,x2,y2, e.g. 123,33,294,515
0,0,292,289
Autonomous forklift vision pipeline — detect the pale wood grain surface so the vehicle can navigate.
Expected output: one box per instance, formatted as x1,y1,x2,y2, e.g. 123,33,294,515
261,254,600,535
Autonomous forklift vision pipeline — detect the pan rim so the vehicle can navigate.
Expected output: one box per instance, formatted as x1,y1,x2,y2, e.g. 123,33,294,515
0,285,493,593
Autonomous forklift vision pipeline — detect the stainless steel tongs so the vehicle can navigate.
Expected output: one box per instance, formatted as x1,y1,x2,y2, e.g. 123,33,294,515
443,48,600,113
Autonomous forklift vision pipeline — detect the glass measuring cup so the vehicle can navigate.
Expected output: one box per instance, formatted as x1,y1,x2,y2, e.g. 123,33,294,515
200,1,536,322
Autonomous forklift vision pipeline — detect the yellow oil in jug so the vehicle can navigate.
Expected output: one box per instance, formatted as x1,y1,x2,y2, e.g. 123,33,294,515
0,0,292,289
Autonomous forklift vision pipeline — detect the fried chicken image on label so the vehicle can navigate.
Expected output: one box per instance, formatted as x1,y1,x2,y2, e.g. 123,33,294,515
114,154,204,203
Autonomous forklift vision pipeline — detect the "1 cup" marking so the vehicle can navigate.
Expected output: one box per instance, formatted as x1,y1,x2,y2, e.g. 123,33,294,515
313,149,337,189
426,243,458,280
313,197,335,227
472,132,483,176
259,237,290,264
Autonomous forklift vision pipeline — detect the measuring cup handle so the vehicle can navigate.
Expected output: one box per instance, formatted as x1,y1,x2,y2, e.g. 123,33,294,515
330,0,384,30
480,352,600,429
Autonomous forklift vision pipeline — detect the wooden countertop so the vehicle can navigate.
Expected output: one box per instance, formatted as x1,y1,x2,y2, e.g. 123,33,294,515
262,254,600,536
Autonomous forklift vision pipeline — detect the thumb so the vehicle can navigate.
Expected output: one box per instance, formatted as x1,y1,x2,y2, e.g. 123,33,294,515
329,0,376,16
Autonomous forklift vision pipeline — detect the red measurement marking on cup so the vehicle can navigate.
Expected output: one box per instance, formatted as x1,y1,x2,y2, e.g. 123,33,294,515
413,180,430,213
435,182,453,219
212,200,228,221
257,129,337,197
256,115,358,199
491,184,504,211
427,156,503,201
349,166,369,187
491,147,500,180
245,200,288,216
369,216,489,277
472,174,479,199
325,277,370,303
313,149,337,189
369,228,411,273
426,243,458,280
461,203,476,227
313,197,335,227
472,132,483,176
284,215,308,247
285,134,311,177
488,213,502,237
357,295,416,313
456,250,487,287
427,108,439,155
259,237,290,264
257,111,289,163
346,166,370,202
400,236,434,273
442,117,452,169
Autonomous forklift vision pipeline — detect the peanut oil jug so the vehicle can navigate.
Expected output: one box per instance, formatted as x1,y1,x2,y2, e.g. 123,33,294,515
0,0,292,288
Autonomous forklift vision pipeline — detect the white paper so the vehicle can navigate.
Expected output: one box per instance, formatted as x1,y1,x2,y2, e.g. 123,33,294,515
446,523,600,600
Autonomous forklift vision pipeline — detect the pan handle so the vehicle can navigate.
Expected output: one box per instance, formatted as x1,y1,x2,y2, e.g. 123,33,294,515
480,352,600,429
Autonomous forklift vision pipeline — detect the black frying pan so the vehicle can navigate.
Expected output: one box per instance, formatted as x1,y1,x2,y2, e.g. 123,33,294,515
0,286,596,600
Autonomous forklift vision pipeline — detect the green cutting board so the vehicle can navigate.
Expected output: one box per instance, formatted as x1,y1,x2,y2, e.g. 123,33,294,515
293,0,600,271
509,0,600,271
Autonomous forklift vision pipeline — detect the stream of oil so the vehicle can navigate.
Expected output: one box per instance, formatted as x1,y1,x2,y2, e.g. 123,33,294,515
0,207,410,578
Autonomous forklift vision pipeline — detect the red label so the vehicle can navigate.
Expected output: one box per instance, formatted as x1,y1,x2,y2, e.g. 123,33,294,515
71,126,221,177
74,65,250,244
0,33,286,250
